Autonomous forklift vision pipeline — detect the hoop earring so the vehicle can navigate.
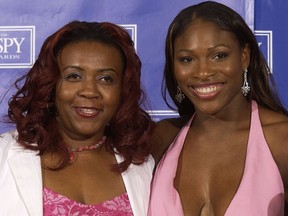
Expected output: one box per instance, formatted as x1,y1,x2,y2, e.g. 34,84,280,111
175,86,185,103
241,68,250,96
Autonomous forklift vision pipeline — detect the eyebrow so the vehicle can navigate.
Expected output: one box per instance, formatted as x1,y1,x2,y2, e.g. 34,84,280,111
176,44,231,53
96,68,119,74
62,66,119,75
62,65,83,71
207,44,231,51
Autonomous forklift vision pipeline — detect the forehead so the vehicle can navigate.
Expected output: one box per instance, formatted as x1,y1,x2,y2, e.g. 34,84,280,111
59,41,120,56
174,19,239,49
58,41,123,65
56,41,125,77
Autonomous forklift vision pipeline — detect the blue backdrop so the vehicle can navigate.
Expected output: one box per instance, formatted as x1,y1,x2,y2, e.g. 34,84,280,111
0,0,286,133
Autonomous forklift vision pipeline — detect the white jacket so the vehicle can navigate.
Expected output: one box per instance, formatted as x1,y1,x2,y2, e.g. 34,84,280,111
0,130,154,216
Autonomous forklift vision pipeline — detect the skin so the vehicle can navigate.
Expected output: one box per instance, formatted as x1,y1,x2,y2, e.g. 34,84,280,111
154,19,288,215
41,41,127,205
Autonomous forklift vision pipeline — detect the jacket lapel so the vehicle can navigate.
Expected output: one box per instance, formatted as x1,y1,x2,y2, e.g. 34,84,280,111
8,149,43,216
115,153,154,216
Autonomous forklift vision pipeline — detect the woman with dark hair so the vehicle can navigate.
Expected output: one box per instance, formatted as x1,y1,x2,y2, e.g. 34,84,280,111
0,21,155,216
149,1,287,215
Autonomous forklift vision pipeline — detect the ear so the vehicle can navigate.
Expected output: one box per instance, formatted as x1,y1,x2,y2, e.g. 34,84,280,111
241,43,251,69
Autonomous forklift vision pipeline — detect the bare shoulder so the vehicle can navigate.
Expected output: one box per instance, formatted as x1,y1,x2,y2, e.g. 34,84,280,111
259,106,288,142
259,106,288,188
151,115,190,164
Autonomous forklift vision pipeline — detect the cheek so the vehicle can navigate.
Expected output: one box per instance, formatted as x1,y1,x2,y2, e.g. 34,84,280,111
225,55,244,74
111,91,121,108
222,64,242,80
103,93,121,120
55,84,75,108
102,86,122,107
173,64,192,83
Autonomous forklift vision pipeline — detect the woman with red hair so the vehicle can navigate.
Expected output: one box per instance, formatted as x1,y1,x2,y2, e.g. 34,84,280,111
0,21,154,216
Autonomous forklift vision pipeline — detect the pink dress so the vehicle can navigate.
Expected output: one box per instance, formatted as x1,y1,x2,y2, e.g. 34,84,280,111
148,101,284,215
43,187,133,216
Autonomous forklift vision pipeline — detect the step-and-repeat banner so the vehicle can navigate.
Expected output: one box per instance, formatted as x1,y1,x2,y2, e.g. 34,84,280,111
0,0,286,133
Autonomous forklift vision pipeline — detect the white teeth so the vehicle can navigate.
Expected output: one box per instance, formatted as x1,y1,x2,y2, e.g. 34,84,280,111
194,85,218,94
79,108,97,114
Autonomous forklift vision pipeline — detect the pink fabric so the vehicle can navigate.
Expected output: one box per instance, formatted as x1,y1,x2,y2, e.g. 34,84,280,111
43,187,133,216
148,101,284,216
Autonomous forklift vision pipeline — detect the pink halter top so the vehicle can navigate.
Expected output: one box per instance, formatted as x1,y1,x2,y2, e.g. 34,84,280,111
148,101,284,215
43,187,133,215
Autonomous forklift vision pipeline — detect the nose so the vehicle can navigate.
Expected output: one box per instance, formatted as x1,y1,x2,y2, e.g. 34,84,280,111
78,79,101,99
193,60,215,80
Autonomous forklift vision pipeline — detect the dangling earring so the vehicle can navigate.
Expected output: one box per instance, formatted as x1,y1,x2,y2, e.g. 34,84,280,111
241,68,250,96
175,86,185,103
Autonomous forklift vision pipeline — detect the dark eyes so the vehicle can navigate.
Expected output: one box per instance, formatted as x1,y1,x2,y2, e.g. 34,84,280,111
99,76,114,83
177,52,228,63
179,56,193,62
214,52,228,60
63,73,114,84
64,73,81,81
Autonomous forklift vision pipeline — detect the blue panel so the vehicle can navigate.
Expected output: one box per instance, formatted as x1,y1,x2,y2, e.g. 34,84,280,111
0,0,254,133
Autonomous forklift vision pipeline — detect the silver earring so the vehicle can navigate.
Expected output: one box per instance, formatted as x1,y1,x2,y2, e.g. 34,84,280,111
241,68,250,96
175,86,185,103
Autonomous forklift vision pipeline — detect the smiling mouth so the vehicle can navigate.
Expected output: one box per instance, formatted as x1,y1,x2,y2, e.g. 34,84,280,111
189,84,223,99
75,107,101,117
193,85,221,94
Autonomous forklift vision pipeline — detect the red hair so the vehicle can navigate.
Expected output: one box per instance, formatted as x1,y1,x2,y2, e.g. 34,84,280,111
8,21,155,171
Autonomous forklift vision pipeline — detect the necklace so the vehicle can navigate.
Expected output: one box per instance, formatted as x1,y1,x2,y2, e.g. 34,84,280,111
68,136,107,163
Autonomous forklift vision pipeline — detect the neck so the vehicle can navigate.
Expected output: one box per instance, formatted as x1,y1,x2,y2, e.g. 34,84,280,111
193,100,251,131
58,128,106,149
67,135,107,163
